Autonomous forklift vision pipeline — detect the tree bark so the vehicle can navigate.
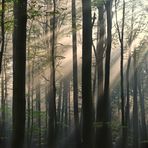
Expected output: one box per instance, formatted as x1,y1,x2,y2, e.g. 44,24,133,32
72,0,81,146
133,50,139,148
138,71,147,148
0,0,5,73
82,0,93,147
12,0,27,148
125,53,131,148
36,80,41,148
97,1,113,148
115,2,126,145
48,0,57,147
96,3,105,147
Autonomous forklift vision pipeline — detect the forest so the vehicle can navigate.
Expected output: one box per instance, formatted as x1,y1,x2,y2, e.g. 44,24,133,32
0,0,147,148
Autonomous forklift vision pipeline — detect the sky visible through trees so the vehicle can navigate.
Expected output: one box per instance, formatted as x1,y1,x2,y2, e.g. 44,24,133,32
0,0,148,148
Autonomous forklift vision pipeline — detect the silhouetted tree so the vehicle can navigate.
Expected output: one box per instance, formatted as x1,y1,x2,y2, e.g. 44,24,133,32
72,0,81,146
97,1,113,148
82,0,93,147
0,0,5,73
133,50,139,148
96,2,106,147
12,0,27,148
48,0,57,147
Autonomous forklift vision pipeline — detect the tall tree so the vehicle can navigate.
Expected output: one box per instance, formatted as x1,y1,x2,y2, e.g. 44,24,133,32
97,1,113,148
82,0,93,147
62,77,70,136
125,50,131,148
48,0,57,147
95,2,106,147
133,50,139,148
72,0,80,146
138,70,147,148
0,66,5,147
0,0,5,143
115,0,126,147
125,7,134,146
0,0,5,73
12,0,27,148
36,79,41,148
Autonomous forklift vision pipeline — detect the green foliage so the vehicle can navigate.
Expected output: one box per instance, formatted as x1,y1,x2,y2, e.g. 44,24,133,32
92,0,104,7
28,9,42,19
5,20,14,31
4,0,13,2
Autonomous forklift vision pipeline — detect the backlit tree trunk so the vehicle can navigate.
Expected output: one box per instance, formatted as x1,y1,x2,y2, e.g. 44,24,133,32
12,0,27,148
82,0,93,147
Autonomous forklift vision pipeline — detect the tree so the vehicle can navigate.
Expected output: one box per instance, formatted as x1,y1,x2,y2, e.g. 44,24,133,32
72,0,80,146
36,79,41,148
138,69,147,148
115,0,126,147
0,64,5,147
48,0,57,147
82,0,93,147
97,1,113,148
95,2,106,147
133,49,139,148
0,1,5,146
0,0,5,73
12,0,27,148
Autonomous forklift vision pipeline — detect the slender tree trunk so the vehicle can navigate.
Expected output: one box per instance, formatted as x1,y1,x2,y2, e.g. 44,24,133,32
68,82,71,127
97,1,113,148
0,68,5,147
30,61,35,147
72,0,81,146
0,3,5,144
63,78,70,135
82,0,93,147
26,19,34,148
57,81,62,132
61,82,64,124
133,50,139,148
120,2,126,147
138,72,147,148
36,80,41,148
4,52,7,109
96,3,105,147
115,1,126,146
12,0,27,148
45,85,48,129
0,0,5,73
48,0,57,147
27,51,31,148
125,2,135,146
125,53,131,148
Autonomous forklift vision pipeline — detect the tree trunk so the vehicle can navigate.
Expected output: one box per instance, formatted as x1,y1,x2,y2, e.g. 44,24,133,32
30,60,35,147
48,0,57,147
125,53,131,148
0,68,5,147
27,51,31,148
36,80,41,148
96,3,105,147
0,0,5,73
97,1,113,148
63,77,70,135
138,71,147,148
12,0,27,148
133,50,139,148
82,0,93,147
72,0,81,146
